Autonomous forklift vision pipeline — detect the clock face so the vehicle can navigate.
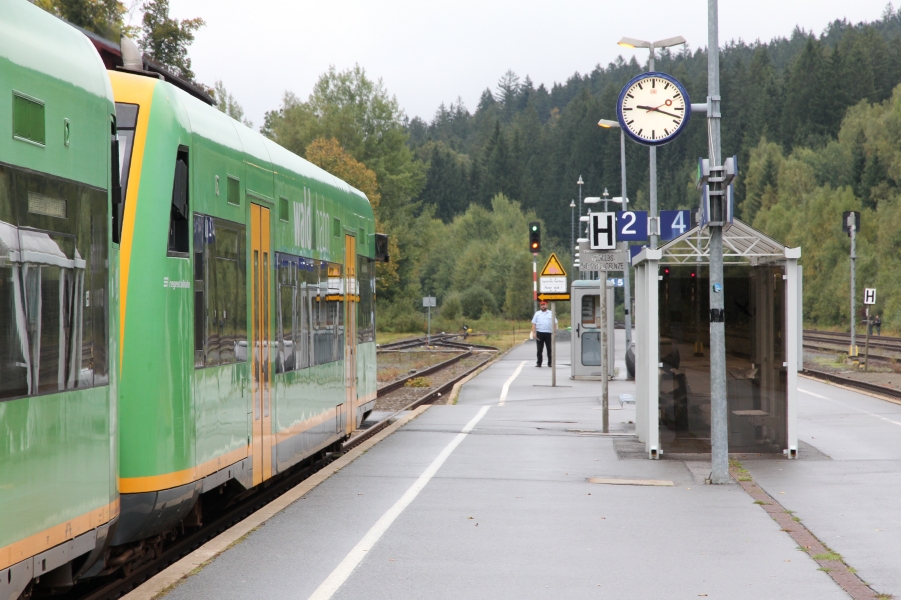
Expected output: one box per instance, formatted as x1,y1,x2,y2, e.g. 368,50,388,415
616,72,691,146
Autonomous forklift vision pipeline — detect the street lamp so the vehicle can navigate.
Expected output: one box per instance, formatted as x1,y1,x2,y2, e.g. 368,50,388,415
616,35,687,249
577,175,584,238
598,118,634,352
570,199,576,269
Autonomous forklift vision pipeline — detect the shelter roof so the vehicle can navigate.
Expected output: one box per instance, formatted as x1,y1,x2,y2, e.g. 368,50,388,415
654,219,797,266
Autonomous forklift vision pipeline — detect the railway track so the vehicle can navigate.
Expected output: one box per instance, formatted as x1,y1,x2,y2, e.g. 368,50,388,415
803,329,901,360
64,341,498,600
345,343,498,450
803,368,901,402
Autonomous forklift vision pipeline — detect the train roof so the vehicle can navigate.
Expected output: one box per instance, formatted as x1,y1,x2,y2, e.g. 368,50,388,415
168,79,374,221
0,0,112,107
0,0,114,187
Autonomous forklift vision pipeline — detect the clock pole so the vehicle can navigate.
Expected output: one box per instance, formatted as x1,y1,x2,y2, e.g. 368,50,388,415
648,49,658,249
707,0,729,484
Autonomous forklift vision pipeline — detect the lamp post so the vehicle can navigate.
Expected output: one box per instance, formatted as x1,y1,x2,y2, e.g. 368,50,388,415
570,199,576,269
577,175,584,237
616,35,687,249
597,118,633,353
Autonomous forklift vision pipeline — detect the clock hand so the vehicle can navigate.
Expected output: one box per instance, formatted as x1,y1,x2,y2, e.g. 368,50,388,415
636,105,682,119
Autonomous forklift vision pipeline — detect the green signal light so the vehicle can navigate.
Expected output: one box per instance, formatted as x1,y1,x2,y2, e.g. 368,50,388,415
531,225,537,231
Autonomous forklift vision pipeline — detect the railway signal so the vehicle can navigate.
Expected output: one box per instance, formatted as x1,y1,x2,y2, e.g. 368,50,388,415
529,221,541,253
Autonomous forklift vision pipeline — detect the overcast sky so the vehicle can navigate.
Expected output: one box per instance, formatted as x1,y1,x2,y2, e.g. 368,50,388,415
153,0,892,128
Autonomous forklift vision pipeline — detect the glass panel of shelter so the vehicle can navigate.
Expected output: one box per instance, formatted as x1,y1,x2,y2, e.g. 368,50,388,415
658,264,787,454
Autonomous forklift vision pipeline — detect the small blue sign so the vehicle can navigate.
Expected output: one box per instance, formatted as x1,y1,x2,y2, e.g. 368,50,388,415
616,210,648,241
629,245,647,261
606,278,625,287
660,210,692,241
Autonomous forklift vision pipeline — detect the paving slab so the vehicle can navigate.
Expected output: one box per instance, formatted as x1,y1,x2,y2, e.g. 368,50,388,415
159,332,846,600
742,376,901,597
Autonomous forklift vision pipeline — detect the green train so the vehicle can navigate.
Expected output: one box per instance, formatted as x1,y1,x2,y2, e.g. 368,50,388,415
1,1,382,597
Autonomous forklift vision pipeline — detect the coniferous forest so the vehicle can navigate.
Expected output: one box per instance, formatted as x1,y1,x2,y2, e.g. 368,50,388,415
37,0,901,331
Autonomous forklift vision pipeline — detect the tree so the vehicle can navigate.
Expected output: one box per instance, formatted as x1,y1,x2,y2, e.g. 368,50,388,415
262,65,426,301
34,0,128,39
213,80,252,127
304,138,399,292
139,0,204,81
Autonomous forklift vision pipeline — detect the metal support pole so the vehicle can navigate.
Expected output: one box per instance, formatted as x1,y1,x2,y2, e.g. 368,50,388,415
865,307,870,372
427,305,431,347
600,276,609,433
648,48,658,250
551,302,557,387
708,0,729,484
533,254,538,314
621,129,633,354
571,202,575,271
850,217,857,357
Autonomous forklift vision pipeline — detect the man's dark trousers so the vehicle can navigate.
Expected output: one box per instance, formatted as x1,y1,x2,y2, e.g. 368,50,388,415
535,331,552,366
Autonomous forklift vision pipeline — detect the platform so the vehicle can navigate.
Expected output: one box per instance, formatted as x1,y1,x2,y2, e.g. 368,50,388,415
140,332,900,599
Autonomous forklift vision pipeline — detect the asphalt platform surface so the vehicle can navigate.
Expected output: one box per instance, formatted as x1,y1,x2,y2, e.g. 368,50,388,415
159,331,900,599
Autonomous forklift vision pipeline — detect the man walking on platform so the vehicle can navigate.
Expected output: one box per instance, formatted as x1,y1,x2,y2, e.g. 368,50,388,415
531,301,556,367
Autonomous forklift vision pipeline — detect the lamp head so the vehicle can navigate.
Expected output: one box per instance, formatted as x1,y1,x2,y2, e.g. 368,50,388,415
618,36,650,49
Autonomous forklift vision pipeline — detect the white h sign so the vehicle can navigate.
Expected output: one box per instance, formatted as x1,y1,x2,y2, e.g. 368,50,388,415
589,212,616,250
864,288,876,305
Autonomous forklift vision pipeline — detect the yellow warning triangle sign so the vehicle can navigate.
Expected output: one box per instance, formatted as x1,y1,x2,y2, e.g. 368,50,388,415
539,253,567,277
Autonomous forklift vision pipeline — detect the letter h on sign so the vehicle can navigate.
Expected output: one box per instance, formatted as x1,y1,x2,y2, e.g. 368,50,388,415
589,213,616,250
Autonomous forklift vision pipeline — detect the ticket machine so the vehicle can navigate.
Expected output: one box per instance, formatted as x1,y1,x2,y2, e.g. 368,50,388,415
571,280,615,379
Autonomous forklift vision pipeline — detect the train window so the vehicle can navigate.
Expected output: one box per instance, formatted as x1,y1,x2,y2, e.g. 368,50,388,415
332,217,341,238
114,103,139,244
357,256,375,343
168,147,190,256
193,215,205,367
13,92,45,146
227,176,240,206
192,214,247,368
276,255,296,373
0,164,108,401
279,197,289,222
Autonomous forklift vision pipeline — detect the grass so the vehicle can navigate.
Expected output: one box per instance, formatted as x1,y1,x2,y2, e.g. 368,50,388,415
813,551,843,562
729,459,753,482
404,376,431,388
753,500,770,505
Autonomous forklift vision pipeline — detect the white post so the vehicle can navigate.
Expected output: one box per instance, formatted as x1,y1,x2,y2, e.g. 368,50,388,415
785,248,801,459
646,250,661,458
551,301,557,387
635,261,646,443
600,276,609,433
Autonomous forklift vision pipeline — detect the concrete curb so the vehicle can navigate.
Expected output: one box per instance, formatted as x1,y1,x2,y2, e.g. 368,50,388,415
125,405,431,600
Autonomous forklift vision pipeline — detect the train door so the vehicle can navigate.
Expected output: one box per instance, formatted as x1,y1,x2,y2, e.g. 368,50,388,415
344,234,357,434
251,204,273,484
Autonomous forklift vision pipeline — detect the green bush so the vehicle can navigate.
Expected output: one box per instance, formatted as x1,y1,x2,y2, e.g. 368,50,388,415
379,302,426,333
460,286,497,320
441,293,462,321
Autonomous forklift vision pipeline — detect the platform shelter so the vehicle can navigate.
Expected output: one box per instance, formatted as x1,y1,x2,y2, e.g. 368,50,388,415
632,220,802,460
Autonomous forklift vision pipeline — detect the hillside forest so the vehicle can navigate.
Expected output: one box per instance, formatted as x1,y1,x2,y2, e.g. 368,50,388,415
36,0,901,332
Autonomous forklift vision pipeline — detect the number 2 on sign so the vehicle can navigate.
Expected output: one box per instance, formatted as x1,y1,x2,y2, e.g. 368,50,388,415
621,211,637,235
